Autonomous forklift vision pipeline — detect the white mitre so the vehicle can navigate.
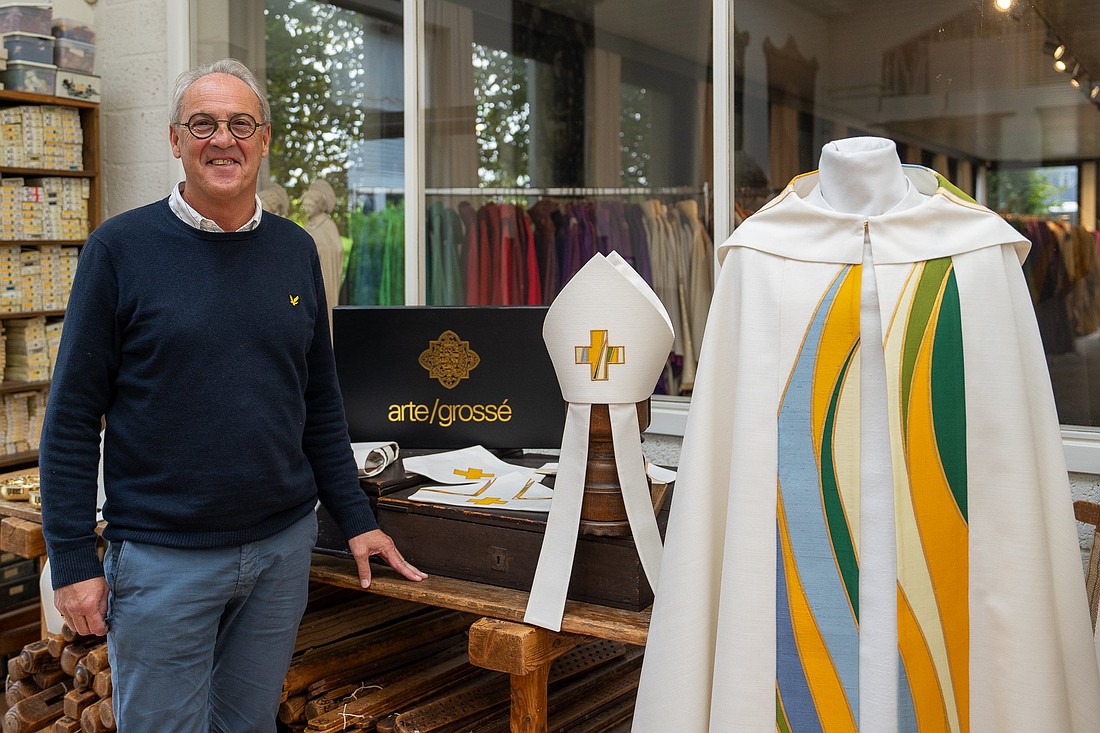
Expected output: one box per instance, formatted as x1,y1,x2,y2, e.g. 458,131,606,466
523,251,674,631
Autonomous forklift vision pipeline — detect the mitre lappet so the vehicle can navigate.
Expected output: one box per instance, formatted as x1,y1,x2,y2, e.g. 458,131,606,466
523,251,674,631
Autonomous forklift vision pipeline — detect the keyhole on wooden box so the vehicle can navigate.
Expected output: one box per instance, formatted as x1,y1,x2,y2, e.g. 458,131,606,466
490,546,508,572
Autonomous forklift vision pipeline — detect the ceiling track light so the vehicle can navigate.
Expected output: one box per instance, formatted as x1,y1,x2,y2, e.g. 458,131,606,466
1031,4,1100,110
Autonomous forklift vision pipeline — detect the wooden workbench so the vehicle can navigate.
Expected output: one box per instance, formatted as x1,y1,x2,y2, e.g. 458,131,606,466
310,553,650,732
0,491,651,732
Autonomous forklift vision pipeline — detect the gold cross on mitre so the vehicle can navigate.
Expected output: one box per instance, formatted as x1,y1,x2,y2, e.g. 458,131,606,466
575,329,625,381
454,466,494,480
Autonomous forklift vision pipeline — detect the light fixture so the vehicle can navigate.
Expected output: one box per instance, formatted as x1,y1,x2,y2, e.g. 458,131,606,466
994,0,1013,12
1071,75,1082,88
1055,58,1068,72
1054,43,1066,61
1090,85,1100,100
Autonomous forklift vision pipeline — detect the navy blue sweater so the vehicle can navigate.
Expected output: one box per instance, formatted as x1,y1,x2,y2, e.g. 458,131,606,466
40,199,378,588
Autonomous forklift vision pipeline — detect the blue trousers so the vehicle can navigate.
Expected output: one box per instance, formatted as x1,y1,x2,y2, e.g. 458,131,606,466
103,512,317,733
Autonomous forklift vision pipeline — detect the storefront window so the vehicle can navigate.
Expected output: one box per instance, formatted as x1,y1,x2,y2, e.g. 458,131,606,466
733,0,1100,428
194,0,407,304
421,0,714,396
202,1,713,397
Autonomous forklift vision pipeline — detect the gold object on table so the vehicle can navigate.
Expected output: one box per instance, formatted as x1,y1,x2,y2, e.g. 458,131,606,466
0,474,40,501
27,489,41,508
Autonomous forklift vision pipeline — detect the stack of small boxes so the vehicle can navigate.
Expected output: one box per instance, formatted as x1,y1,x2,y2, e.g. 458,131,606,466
4,316,48,382
0,315,48,455
0,2,98,101
0,389,45,454
0,103,83,170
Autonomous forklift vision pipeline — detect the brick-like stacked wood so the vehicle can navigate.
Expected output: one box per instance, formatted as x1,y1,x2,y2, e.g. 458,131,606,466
4,586,640,733
3,625,112,733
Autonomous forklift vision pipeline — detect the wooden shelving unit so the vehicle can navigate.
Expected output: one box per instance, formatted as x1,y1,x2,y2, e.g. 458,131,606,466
0,89,100,468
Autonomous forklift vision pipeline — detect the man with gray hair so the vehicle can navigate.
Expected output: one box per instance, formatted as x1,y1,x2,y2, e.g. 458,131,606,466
39,58,426,732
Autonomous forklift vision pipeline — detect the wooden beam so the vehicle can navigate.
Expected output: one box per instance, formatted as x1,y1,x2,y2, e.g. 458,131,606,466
1,517,45,558
467,619,577,676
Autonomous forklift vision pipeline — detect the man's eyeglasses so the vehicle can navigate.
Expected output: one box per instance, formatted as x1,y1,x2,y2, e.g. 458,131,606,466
173,113,267,140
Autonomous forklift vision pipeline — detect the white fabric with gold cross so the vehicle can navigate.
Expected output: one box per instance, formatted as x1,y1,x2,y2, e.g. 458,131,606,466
401,445,552,512
407,472,554,512
524,251,675,631
401,445,542,484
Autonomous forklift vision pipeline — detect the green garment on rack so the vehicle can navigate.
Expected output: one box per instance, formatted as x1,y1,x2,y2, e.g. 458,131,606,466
379,203,405,305
427,202,465,305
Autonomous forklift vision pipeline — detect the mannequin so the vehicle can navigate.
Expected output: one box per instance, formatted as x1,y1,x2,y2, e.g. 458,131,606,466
816,135,908,732
816,136,911,216
302,180,343,338
634,138,1100,731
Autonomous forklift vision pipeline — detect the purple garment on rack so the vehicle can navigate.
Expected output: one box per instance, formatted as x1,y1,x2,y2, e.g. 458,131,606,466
623,203,653,286
594,201,614,256
606,201,636,270
559,205,585,287
576,204,597,267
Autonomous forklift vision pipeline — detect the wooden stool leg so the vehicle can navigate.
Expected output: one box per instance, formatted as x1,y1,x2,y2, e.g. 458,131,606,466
467,618,579,733
510,665,549,733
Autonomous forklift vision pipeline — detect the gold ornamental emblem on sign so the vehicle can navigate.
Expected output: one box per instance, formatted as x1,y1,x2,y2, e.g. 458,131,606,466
419,330,481,389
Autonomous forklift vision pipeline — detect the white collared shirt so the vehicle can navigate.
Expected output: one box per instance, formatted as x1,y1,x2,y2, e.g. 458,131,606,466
168,182,263,232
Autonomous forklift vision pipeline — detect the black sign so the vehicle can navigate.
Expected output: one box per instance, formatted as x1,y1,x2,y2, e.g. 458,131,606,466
334,306,566,450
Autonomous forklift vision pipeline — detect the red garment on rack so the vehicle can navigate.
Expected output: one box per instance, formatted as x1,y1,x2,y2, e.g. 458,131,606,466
519,208,541,305
459,202,480,306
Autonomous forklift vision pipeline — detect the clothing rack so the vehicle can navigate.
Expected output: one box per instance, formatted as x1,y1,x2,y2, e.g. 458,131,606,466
352,185,708,196
351,183,713,229
423,184,708,197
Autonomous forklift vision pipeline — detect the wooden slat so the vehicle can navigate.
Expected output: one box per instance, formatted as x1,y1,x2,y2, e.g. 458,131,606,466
1074,500,1100,629
0,497,42,525
283,608,475,700
309,554,651,647
1075,499,1100,528
1,517,45,558
294,595,424,654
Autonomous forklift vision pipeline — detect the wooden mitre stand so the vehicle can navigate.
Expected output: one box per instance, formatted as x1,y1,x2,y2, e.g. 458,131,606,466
579,398,669,538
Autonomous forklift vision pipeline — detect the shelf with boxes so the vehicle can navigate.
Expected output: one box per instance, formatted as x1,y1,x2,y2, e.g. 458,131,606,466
0,3,99,103
0,85,98,469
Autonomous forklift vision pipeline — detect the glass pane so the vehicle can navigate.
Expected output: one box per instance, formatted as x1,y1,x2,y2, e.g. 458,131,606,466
734,0,1100,427
261,0,406,306
423,0,714,396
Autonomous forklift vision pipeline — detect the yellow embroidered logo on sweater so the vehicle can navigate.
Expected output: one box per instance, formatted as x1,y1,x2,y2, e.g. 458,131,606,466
289,294,300,306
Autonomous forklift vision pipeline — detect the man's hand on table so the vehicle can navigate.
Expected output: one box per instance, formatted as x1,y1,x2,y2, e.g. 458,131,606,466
347,528,428,588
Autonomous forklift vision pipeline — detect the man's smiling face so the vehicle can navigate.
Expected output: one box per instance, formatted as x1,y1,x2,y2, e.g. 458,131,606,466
169,72,270,217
